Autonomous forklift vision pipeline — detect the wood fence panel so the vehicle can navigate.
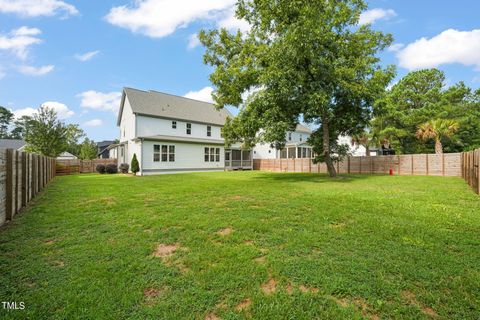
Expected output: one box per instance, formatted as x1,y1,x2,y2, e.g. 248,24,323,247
0,149,56,227
56,159,117,175
254,153,463,178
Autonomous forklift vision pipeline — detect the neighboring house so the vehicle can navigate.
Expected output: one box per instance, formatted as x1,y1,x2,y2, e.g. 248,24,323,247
97,140,115,159
106,144,119,159
57,151,78,160
0,139,26,150
253,124,313,159
116,88,253,175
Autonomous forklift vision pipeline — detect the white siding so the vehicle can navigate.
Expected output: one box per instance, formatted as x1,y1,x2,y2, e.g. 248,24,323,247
142,140,224,174
253,130,311,159
253,142,277,159
120,96,136,143
137,116,222,140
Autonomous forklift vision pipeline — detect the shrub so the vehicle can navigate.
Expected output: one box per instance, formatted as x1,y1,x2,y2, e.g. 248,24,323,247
105,164,118,174
96,164,106,174
131,153,140,174
119,163,129,174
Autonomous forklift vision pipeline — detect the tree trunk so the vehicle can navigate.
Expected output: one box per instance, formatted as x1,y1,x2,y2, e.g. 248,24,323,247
435,139,443,154
365,145,370,157
322,120,337,177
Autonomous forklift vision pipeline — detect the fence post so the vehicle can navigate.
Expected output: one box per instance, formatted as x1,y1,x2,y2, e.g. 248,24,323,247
477,149,480,195
21,152,27,207
14,150,19,215
5,149,13,221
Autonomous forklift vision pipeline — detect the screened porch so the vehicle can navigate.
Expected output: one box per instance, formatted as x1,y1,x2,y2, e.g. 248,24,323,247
225,149,253,170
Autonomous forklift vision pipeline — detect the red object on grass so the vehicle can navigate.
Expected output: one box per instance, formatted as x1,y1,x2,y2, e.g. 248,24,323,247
389,169,393,176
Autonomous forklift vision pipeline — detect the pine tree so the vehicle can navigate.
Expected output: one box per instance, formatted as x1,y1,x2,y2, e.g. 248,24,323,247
131,153,140,174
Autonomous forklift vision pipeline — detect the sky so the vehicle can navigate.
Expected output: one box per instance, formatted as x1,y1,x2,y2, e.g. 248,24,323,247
0,0,479,142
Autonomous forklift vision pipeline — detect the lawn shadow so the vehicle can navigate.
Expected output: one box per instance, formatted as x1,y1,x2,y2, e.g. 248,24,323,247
251,172,384,184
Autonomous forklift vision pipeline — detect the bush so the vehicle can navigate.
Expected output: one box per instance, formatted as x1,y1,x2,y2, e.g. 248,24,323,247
96,164,106,174
119,163,129,174
105,164,118,174
131,153,140,174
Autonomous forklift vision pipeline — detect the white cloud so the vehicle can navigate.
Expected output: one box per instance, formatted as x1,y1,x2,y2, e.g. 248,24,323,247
217,6,250,33
0,0,78,17
397,29,480,71
83,119,103,127
77,90,122,112
184,86,214,103
13,101,74,120
359,8,396,25
105,0,237,38
387,43,404,52
187,33,200,50
0,26,42,59
74,50,100,62
18,64,54,76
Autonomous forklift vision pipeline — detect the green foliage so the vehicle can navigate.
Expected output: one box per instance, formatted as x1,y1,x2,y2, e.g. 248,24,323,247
131,153,139,174
372,69,479,153
200,0,395,176
0,106,14,138
23,106,68,157
78,138,97,160
65,124,86,156
9,115,33,139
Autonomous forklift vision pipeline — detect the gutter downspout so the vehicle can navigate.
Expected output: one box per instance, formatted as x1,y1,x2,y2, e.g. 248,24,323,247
140,138,144,176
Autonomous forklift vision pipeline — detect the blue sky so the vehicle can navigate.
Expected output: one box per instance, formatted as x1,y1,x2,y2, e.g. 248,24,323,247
0,0,479,142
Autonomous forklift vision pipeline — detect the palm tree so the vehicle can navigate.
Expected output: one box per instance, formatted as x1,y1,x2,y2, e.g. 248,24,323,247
351,131,372,156
416,119,459,154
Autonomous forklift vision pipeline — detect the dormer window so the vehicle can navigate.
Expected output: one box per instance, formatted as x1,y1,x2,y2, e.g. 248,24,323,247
207,125,211,137
186,123,191,135
300,134,303,142
288,133,292,141
172,121,177,129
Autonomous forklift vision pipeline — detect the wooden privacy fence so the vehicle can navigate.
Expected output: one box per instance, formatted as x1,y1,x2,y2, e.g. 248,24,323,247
461,148,480,194
253,153,462,177
0,148,56,226
56,159,117,175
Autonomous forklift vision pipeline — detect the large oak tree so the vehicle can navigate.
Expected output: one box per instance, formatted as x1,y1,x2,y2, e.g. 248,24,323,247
200,0,394,177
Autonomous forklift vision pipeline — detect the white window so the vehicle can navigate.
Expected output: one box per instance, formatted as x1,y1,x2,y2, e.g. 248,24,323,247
300,134,303,142
153,145,160,162
205,147,221,162
154,144,175,162
172,121,177,129
288,133,292,141
207,125,211,137
186,123,192,135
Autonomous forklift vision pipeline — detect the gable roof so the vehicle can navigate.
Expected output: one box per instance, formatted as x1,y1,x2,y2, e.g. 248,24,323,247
117,87,232,126
295,124,312,134
0,139,26,150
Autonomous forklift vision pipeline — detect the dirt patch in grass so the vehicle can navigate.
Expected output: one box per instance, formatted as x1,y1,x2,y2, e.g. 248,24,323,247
153,243,179,259
261,278,277,295
44,239,56,245
52,260,65,268
205,313,220,320
331,296,349,308
235,298,252,311
244,240,254,246
402,290,437,317
144,288,161,298
85,197,116,206
299,284,319,294
286,283,294,295
217,227,233,236
353,297,380,320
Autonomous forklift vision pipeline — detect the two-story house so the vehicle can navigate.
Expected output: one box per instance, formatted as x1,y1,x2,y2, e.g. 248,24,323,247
116,87,314,175
117,88,255,175
253,124,313,160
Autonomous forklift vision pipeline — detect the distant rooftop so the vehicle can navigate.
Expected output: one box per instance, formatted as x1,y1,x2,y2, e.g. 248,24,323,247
0,139,26,150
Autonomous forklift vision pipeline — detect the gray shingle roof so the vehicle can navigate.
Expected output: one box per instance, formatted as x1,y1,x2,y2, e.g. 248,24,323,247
0,139,26,149
119,88,232,126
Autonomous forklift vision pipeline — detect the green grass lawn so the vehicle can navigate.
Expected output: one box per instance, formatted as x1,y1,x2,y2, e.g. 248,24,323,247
0,172,479,319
